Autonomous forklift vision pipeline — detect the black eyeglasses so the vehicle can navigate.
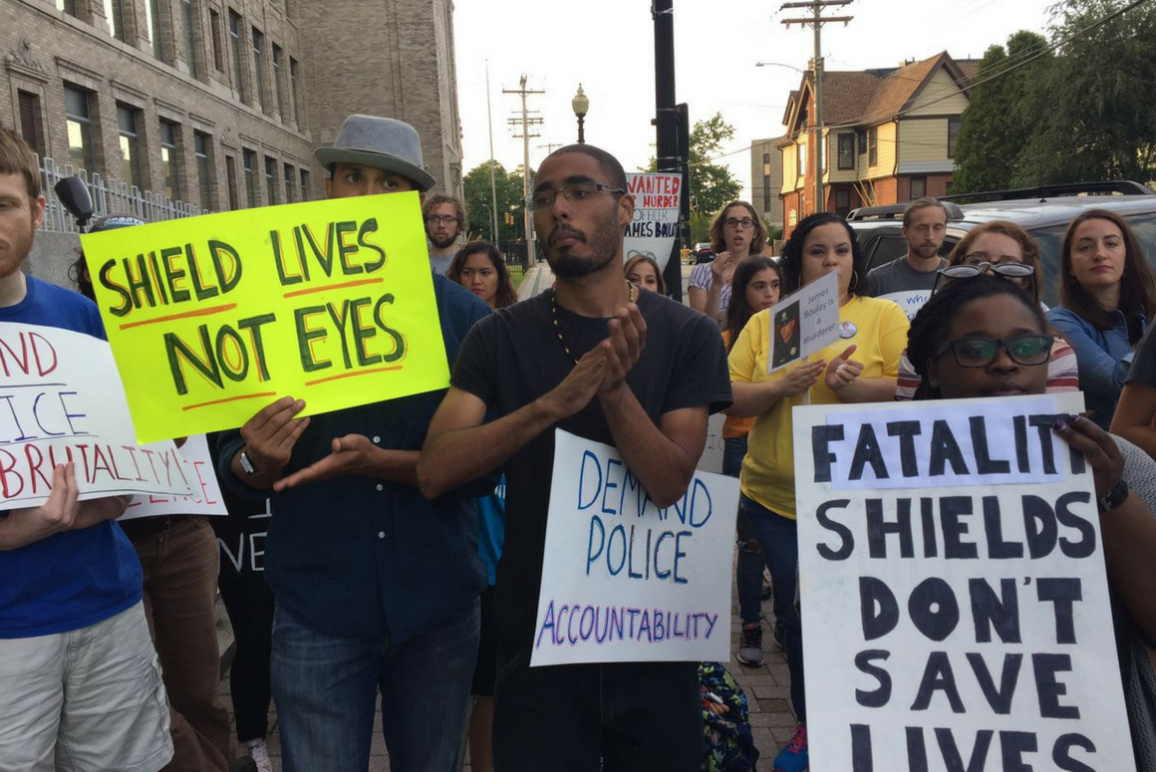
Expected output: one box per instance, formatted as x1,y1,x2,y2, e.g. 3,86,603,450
426,214,459,225
935,334,1053,368
723,217,756,229
528,182,625,211
932,261,1036,295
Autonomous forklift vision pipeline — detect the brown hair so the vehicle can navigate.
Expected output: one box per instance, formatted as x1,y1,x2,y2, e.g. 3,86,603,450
947,220,1043,304
724,256,781,352
1059,209,1156,340
709,201,767,256
623,252,667,295
447,240,518,309
902,197,948,228
0,128,41,202
421,194,465,228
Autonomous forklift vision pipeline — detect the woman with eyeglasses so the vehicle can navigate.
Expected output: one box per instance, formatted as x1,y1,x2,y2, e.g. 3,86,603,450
688,201,767,326
908,275,1156,772
725,213,908,772
1046,210,1156,429
895,221,1079,399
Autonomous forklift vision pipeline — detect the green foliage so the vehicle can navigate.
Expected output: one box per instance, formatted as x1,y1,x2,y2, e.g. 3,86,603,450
462,160,526,243
690,210,713,244
646,112,743,220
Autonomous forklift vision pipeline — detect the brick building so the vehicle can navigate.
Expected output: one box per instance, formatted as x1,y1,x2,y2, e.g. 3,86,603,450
0,0,463,224
777,52,979,237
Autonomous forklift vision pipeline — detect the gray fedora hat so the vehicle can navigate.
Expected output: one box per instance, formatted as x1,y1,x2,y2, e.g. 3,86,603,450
315,114,437,192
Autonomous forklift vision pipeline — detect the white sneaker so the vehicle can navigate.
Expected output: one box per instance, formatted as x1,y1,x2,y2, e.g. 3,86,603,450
244,738,273,772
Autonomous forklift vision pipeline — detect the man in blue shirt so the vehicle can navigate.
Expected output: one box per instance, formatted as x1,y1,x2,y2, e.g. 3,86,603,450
0,128,174,771
216,115,490,772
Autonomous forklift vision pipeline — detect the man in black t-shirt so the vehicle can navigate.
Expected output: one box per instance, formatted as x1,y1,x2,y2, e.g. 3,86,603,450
418,145,732,772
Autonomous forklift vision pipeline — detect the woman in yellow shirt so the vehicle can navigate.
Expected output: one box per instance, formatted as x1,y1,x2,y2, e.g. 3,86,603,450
726,213,909,772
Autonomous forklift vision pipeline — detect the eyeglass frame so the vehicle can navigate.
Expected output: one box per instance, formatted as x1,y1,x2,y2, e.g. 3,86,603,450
425,214,460,225
934,334,1054,368
526,181,626,212
931,261,1037,296
723,217,757,229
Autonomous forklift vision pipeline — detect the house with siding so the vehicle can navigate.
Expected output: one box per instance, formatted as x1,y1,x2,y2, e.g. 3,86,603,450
778,52,979,235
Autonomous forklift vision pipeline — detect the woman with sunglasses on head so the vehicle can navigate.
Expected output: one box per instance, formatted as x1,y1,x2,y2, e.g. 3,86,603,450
726,214,908,772
689,201,767,325
624,251,667,295
894,221,1079,399
1047,210,1156,429
908,275,1156,772
720,257,782,667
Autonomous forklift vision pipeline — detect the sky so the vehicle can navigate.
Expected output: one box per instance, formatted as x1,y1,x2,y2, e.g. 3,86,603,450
454,0,1059,199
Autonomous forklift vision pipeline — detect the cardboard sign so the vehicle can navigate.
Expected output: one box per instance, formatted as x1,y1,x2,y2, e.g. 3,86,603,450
532,430,739,667
119,434,228,520
0,322,191,508
81,193,450,444
769,270,839,373
625,173,682,272
793,393,1135,772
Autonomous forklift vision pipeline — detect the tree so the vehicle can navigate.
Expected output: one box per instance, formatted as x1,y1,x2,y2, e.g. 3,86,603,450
462,160,526,243
1015,0,1156,185
952,31,1053,194
646,112,742,219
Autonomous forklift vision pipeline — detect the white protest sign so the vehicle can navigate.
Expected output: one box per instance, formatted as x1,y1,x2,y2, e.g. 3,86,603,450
532,429,739,667
120,434,228,520
769,269,839,373
625,172,682,272
697,412,726,474
793,393,1135,772
0,322,191,508
878,289,932,321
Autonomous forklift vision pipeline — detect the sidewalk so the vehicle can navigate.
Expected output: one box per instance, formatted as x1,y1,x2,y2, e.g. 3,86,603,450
517,259,555,300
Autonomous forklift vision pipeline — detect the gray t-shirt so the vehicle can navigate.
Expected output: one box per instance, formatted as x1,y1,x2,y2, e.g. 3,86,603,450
862,255,946,320
430,253,454,277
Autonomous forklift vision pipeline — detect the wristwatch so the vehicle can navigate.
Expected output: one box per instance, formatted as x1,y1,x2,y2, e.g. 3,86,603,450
1098,479,1129,512
239,448,258,477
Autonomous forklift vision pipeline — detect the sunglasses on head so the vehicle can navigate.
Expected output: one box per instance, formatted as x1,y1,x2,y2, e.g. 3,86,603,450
932,261,1036,295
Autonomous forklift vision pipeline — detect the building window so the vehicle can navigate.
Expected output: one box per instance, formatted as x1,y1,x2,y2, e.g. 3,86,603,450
283,162,294,203
763,176,771,212
264,156,277,203
225,154,239,209
910,176,927,200
160,119,181,200
209,10,224,70
868,127,878,167
835,189,850,217
117,104,144,189
104,0,125,41
252,27,266,111
290,57,303,126
146,0,166,61
300,169,310,202
229,11,246,102
180,0,198,75
194,131,212,211
272,44,287,119
56,0,78,16
857,128,867,156
18,91,45,158
948,117,962,159
242,149,257,207
797,141,807,178
838,133,854,170
64,86,95,173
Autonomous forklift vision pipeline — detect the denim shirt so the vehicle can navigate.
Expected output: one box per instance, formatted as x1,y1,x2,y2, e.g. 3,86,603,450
1046,306,1145,429
218,275,491,642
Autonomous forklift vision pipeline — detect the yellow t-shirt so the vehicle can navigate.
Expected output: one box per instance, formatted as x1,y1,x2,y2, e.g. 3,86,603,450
720,329,755,439
728,295,910,519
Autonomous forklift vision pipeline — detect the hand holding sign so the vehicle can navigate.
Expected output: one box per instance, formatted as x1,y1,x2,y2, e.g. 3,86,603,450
273,434,384,491
824,345,863,392
776,359,825,398
238,396,311,482
1053,413,1124,498
600,304,647,396
0,463,80,549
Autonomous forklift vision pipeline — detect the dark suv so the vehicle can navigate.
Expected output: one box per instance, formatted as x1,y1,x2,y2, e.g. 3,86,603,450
847,181,1156,307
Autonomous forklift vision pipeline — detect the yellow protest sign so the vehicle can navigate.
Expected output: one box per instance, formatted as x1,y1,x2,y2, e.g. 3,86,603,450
80,192,449,444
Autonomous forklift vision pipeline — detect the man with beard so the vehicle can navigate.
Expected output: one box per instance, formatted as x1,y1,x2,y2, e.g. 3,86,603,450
0,128,174,771
424,194,465,276
416,145,732,772
215,114,491,772
862,198,949,319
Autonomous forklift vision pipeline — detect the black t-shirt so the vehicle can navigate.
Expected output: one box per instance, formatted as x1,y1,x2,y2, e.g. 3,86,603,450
452,288,733,658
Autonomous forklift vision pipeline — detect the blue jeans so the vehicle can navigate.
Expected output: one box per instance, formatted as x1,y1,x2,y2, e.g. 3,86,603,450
741,494,805,723
271,600,480,772
724,437,763,625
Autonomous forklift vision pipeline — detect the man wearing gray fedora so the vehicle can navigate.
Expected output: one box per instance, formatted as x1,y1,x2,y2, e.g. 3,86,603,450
216,114,492,772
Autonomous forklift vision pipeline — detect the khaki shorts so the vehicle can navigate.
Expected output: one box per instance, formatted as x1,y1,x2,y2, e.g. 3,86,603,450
0,601,174,772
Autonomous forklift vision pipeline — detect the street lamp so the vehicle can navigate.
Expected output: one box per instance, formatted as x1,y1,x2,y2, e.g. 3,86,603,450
755,61,806,73
572,84,589,145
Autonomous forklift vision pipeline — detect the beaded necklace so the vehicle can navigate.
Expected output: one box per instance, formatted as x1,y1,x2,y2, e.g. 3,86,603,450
551,281,637,363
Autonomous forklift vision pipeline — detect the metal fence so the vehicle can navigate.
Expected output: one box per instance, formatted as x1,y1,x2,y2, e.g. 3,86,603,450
37,155,208,233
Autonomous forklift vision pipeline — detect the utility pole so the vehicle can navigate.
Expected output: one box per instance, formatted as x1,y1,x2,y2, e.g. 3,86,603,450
486,62,499,244
780,0,852,215
653,0,684,301
504,76,545,263
538,142,564,155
